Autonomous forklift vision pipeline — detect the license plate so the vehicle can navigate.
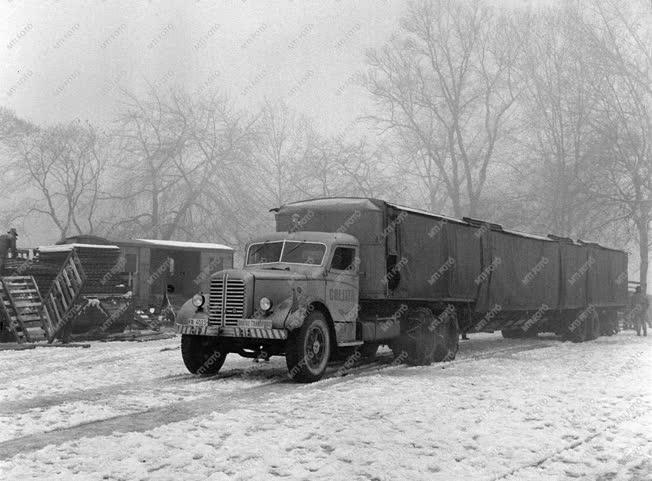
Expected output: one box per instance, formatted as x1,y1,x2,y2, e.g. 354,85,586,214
188,318,208,328
238,319,273,329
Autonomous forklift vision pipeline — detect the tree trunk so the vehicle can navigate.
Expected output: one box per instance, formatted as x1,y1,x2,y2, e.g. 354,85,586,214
638,216,649,294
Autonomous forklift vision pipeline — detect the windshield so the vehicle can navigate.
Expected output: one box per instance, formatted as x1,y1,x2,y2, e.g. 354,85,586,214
247,240,326,266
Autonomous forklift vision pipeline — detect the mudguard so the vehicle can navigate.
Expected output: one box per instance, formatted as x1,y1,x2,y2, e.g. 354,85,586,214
176,298,208,324
283,290,326,331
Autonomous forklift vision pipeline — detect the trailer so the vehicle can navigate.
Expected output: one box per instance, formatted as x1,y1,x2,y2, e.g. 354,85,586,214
175,197,628,382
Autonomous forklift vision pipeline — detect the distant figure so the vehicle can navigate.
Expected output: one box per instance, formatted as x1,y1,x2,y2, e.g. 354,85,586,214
0,228,18,273
630,286,649,337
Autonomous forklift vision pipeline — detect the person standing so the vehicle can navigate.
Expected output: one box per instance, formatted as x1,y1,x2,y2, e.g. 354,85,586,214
0,229,18,274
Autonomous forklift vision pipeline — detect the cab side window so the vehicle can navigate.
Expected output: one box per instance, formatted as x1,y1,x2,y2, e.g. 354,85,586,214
330,247,356,271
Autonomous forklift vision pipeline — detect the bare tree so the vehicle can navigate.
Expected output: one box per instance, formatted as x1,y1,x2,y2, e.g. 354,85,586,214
365,0,521,216
10,120,109,239
580,0,651,292
112,86,190,238
252,100,312,207
518,5,610,237
112,87,262,243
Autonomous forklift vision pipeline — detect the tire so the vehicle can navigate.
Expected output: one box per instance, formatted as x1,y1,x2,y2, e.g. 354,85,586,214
433,308,459,362
600,312,617,336
586,310,601,341
392,307,436,366
181,335,228,376
565,310,590,343
286,310,332,383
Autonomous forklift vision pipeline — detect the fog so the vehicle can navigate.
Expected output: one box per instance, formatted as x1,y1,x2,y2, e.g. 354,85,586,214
1,0,650,289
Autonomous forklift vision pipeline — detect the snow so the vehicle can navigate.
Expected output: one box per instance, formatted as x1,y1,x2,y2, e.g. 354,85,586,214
0,332,650,480
135,239,233,251
37,244,120,252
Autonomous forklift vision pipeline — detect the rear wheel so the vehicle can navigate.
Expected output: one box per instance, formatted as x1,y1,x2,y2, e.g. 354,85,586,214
402,307,436,366
286,310,332,383
565,310,591,343
391,307,459,365
433,308,459,362
586,310,601,341
601,310,618,336
181,335,228,375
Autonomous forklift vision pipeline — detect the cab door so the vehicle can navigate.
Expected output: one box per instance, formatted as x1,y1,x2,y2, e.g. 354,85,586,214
325,245,360,343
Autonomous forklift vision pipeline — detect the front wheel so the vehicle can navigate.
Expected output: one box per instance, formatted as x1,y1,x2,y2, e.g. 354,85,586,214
181,335,228,376
286,310,332,383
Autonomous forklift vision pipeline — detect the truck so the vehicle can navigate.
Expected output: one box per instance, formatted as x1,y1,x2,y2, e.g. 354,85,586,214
175,197,628,382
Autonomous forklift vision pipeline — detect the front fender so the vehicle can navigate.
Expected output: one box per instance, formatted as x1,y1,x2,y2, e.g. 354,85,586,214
254,295,294,330
283,292,328,331
176,298,208,324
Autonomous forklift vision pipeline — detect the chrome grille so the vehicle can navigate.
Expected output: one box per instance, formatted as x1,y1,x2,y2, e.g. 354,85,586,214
208,275,246,326
208,277,224,325
224,278,245,326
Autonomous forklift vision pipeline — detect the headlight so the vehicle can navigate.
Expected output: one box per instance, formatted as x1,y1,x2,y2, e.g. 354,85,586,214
148,307,156,314
259,297,272,312
192,293,205,308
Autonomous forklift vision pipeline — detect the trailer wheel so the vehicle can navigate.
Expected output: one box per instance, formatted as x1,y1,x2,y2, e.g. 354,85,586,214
433,309,459,362
600,310,618,336
286,310,331,383
181,335,228,375
392,307,437,366
586,310,601,341
565,311,590,343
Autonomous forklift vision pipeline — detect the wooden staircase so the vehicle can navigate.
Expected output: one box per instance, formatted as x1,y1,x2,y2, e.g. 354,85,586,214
42,250,86,342
0,276,51,342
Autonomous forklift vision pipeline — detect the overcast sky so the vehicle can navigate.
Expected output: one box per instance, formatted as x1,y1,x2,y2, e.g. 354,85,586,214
1,0,547,134
1,0,417,137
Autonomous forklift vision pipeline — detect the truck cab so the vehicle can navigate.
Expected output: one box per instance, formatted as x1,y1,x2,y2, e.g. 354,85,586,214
176,231,362,382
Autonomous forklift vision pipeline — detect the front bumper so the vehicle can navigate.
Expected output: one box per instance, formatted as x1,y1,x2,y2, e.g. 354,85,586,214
175,322,288,340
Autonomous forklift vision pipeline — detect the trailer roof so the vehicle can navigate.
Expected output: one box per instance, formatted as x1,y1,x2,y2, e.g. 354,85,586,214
385,201,468,226
274,197,383,212
39,243,120,252
132,239,233,251
278,197,626,253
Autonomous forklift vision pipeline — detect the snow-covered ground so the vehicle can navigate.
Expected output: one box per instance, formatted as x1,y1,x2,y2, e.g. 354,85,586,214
0,332,650,480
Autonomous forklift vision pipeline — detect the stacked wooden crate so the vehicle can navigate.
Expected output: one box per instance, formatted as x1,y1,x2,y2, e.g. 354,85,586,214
0,276,52,342
27,244,132,338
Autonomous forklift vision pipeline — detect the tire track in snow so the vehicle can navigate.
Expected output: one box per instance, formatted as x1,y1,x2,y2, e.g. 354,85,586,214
0,338,557,459
488,397,650,481
0,356,398,460
0,337,518,412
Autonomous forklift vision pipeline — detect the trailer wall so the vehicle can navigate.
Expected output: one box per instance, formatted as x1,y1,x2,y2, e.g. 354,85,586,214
475,232,560,312
586,247,628,307
275,198,628,318
559,243,590,310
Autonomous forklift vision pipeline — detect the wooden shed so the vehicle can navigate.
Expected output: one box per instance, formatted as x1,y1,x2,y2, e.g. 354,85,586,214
59,236,234,308
115,239,234,307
